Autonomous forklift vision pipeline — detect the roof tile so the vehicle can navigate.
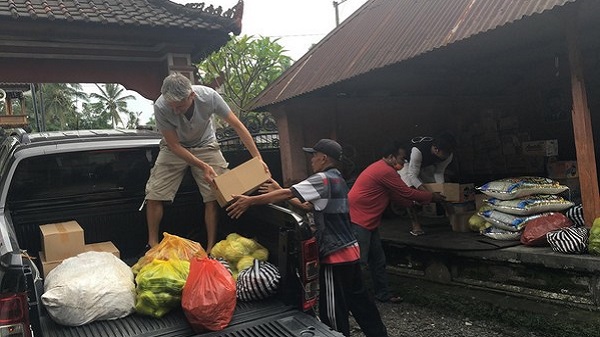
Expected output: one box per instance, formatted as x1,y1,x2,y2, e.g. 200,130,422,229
252,0,576,109
0,0,242,33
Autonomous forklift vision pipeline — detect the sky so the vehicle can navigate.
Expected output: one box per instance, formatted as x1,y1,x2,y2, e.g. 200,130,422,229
108,0,368,124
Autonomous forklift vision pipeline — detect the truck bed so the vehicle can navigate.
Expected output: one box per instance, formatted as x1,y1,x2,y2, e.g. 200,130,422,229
39,299,340,337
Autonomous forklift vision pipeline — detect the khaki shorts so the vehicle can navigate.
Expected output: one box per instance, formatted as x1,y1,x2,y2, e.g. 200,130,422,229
145,142,229,203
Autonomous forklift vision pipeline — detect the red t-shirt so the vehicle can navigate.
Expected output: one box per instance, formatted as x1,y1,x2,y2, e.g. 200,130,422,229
348,159,432,231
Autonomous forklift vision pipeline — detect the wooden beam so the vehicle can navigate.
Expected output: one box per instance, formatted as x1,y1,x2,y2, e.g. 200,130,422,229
565,6,600,226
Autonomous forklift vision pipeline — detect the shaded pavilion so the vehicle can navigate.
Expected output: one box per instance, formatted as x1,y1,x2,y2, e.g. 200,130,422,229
252,0,600,224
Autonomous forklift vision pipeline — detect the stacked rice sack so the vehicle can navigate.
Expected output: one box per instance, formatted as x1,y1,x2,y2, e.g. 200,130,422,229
475,177,574,242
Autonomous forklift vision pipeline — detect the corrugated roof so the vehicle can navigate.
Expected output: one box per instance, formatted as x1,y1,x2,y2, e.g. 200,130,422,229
0,0,242,33
253,0,575,109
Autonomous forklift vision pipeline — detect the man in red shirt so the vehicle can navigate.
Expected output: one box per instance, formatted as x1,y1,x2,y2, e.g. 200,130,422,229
348,140,445,303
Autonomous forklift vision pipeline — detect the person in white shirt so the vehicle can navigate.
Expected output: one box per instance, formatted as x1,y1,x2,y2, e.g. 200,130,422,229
399,133,455,235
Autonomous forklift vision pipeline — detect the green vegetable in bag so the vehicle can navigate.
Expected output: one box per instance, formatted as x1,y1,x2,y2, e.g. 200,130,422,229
134,259,190,318
588,218,600,255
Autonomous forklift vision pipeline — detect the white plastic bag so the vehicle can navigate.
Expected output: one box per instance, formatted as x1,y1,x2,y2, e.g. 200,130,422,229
42,251,135,326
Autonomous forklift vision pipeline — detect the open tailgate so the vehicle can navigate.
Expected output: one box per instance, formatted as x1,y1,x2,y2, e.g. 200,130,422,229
39,299,342,337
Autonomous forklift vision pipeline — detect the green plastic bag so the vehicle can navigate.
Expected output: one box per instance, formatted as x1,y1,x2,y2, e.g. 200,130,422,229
134,259,190,318
588,218,600,255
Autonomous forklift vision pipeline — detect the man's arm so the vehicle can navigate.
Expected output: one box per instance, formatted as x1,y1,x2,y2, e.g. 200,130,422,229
227,189,295,219
382,169,436,205
260,179,313,212
433,152,453,183
223,112,262,159
406,147,425,189
162,129,216,182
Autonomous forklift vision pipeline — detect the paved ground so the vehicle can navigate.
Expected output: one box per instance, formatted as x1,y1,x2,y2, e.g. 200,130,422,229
351,300,547,337
346,213,600,337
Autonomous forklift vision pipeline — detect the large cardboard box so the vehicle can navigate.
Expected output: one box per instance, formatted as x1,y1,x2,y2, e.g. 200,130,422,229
39,242,120,278
39,220,85,262
449,211,475,232
424,183,460,202
213,157,271,207
474,193,488,210
423,183,475,203
38,251,62,278
448,201,476,214
547,160,578,179
521,140,558,156
84,241,120,258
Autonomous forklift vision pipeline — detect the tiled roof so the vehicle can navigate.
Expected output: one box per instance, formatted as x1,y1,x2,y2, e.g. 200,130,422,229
0,0,242,33
252,0,575,109
0,83,30,91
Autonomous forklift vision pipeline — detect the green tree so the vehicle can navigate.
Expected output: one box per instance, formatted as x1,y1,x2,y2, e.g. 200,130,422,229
197,35,292,126
38,83,87,131
125,110,142,129
89,84,134,128
78,102,112,129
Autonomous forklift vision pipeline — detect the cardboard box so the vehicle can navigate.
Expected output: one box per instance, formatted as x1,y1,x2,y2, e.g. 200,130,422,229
84,241,120,258
38,251,62,278
39,242,120,278
39,221,85,261
474,193,488,210
423,183,475,203
449,211,475,232
521,140,558,157
421,203,445,218
448,201,476,214
424,183,460,202
547,160,578,179
213,157,271,207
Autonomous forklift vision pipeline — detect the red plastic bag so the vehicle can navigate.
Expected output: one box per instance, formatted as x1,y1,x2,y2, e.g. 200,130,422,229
181,257,236,332
521,212,572,246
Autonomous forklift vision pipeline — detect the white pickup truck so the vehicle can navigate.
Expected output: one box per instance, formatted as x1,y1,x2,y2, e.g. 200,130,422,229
0,129,341,337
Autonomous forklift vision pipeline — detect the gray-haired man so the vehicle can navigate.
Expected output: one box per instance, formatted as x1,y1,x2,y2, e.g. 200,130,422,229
144,73,268,253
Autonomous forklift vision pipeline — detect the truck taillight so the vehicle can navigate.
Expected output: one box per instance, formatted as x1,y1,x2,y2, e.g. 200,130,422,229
301,237,319,281
0,293,31,337
300,237,319,311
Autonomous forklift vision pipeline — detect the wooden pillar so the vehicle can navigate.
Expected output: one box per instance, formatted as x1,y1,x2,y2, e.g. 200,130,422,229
6,97,12,115
20,97,25,115
565,6,600,225
272,108,309,186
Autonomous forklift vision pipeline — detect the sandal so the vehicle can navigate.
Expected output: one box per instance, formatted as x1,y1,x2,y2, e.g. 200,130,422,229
378,295,404,303
410,230,425,236
388,296,403,303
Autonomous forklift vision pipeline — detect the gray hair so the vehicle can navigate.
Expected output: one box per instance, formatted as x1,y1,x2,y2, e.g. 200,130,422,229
161,73,193,102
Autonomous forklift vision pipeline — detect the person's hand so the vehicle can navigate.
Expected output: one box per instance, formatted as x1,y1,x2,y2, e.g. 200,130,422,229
226,194,253,219
202,165,218,184
259,178,281,194
431,192,446,203
260,159,271,176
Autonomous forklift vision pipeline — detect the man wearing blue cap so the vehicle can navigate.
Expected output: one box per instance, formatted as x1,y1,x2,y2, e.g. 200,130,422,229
227,139,388,337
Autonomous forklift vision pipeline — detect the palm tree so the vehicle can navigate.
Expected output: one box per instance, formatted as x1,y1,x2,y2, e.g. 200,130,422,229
42,83,88,130
89,84,134,128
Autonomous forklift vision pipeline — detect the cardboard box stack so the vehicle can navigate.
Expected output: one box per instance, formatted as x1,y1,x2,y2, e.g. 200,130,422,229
213,157,271,207
423,183,476,232
38,220,120,277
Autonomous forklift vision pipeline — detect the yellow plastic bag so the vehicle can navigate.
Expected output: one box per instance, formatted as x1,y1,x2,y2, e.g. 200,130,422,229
134,259,190,318
132,232,207,275
210,233,269,280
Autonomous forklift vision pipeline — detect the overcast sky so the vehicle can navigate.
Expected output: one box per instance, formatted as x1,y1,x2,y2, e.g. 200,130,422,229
115,0,368,123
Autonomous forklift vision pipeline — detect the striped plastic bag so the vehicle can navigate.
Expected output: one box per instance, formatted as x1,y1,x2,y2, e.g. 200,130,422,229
546,227,588,254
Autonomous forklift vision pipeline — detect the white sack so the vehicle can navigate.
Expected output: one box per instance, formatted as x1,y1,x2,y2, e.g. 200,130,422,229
42,251,135,326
